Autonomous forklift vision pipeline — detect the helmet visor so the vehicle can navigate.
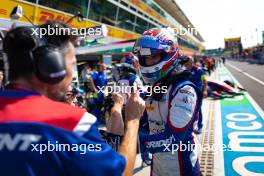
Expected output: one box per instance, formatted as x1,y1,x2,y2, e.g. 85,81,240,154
133,36,169,56
138,52,167,67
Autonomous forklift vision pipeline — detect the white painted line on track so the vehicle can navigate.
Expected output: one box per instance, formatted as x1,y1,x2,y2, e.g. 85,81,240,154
227,63,264,87
213,67,225,176
214,100,225,176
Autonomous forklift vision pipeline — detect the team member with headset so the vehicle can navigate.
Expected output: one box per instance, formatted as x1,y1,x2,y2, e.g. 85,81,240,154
0,21,145,176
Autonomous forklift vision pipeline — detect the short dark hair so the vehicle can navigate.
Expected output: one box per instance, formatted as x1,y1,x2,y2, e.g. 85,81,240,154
3,20,77,81
38,20,78,48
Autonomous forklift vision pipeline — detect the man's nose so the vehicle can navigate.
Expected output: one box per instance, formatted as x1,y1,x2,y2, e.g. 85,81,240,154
72,72,77,81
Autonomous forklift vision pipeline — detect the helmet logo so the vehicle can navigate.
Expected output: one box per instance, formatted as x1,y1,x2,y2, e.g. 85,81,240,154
140,48,151,56
133,46,140,54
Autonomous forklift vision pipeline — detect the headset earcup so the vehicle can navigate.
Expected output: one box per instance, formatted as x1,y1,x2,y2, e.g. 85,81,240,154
33,46,66,84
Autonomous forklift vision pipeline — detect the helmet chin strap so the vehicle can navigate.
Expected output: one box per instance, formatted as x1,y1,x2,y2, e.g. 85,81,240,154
150,70,191,101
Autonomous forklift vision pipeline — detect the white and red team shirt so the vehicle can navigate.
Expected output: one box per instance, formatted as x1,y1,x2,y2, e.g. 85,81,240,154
0,89,125,176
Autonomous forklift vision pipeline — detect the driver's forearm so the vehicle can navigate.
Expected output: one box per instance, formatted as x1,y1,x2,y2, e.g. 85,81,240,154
108,103,124,135
118,120,139,176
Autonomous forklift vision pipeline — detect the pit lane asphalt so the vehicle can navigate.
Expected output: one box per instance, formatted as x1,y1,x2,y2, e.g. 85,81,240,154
225,59,264,110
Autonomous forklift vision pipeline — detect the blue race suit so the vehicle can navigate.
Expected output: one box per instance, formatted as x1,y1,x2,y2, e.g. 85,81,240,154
139,80,202,176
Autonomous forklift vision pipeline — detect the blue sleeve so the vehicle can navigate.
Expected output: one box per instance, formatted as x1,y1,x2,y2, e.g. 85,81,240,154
62,123,126,176
0,121,126,176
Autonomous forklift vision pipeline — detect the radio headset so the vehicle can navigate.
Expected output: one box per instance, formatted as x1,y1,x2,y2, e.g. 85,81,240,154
27,27,66,84
3,26,67,84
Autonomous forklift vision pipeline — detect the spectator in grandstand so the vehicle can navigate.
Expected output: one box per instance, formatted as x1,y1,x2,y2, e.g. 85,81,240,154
184,56,207,134
0,21,145,176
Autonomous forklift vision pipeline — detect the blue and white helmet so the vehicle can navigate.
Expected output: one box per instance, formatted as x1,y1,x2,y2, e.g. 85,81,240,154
120,52,140,72
112,53,139,82
133,27,180,84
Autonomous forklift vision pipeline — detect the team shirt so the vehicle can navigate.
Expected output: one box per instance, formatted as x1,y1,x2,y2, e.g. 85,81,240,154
0,89,125,176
